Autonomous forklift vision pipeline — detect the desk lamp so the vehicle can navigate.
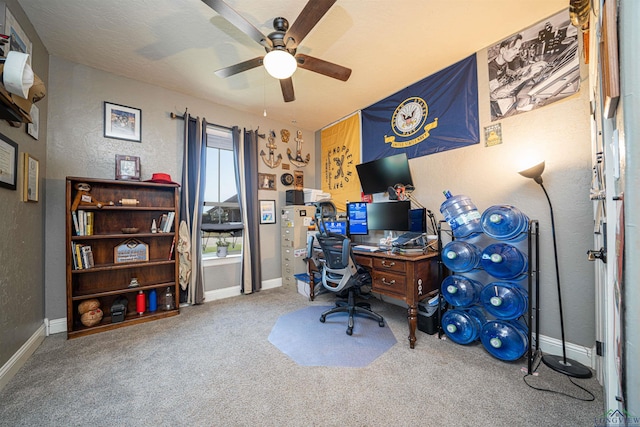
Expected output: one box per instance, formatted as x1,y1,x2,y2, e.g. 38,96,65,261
518,161,592,378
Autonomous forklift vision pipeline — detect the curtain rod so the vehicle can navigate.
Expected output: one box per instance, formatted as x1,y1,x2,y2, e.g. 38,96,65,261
170,111,233,131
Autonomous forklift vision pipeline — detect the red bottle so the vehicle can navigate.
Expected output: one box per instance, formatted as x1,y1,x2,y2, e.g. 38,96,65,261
136,290,146,315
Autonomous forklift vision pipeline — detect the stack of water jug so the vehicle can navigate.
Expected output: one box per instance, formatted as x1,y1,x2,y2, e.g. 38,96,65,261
438,191,530,362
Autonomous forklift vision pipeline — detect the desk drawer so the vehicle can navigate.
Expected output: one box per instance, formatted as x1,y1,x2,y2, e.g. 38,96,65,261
372,257,406,274
354,255,373,268
371,270,406,297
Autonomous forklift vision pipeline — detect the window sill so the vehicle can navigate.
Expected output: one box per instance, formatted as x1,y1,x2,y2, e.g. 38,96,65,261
202,254,242,267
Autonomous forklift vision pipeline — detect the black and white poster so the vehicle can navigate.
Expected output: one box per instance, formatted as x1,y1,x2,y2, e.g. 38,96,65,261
487,9,580,121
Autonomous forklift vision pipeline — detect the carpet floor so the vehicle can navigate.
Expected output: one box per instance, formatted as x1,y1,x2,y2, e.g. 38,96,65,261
0,285,604,426
268,305,397,367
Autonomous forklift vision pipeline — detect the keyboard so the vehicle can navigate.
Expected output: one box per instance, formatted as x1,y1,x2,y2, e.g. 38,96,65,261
353,245,381,252
392,232,424,247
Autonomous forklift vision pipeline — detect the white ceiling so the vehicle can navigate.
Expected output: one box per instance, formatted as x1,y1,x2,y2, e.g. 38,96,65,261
17,0,568,131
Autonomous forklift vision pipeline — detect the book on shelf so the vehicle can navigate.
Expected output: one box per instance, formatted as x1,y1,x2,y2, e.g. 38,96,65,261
80,245,94,269
74,243,83,270
164,212,175,232
77,210,86,236
158,213,168,233
72,211,80,236
86,212,94,236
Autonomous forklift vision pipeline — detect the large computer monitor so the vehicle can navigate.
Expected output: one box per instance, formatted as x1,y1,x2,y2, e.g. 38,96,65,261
355,153,413,195
347,202,369,235
367,201,411,231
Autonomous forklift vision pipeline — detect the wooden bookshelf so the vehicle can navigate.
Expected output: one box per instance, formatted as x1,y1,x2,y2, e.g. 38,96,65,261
65,177,180,338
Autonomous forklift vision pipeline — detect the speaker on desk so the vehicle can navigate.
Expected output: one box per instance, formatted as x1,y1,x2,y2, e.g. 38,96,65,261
286,190,304,205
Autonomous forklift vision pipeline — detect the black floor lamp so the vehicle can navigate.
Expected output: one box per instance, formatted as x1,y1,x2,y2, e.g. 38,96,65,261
518,161,592,378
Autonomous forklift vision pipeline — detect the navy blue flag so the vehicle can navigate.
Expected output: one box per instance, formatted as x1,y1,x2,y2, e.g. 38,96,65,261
361,54,479,162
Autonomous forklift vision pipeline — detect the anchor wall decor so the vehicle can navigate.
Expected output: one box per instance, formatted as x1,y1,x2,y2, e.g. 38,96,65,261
260,130,282,169
287,130,310,168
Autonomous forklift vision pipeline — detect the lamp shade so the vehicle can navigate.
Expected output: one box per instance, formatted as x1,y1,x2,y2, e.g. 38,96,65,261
263,50,297,79
518,161,545,184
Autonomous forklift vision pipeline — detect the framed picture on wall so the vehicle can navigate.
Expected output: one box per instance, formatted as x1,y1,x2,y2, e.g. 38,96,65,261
27,104,39,140
0,133,18,190
259,200,276,224
104,102,142,142
258,173,276,190
23,153,39,202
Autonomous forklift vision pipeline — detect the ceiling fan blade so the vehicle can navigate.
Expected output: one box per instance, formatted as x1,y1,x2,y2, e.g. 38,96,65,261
285,0,336,49
296,54,351,81
202,0,272,48
280,78,295,102
215,57,264,78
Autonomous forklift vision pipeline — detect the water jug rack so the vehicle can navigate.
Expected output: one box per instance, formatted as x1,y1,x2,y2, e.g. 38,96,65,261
436,219,540,374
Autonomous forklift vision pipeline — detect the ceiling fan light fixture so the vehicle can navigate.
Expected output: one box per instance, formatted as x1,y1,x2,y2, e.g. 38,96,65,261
263,49,297,79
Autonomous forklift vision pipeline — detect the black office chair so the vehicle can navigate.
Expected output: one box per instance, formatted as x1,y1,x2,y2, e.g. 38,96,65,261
316,232,385,335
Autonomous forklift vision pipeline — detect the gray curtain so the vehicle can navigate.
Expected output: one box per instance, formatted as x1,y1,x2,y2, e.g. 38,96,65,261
237,128,261,293
179,113,206,304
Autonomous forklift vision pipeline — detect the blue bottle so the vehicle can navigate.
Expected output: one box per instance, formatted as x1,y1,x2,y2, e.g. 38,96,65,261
441,307,486,345
441,240,482,273
440,192,483,240
480,319,529,361
481,205,530,242
441,275,483,307
148,289,157,312
480,282,528,320
480,243,528,281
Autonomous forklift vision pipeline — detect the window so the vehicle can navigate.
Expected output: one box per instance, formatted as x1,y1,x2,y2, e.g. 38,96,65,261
202,125,243,258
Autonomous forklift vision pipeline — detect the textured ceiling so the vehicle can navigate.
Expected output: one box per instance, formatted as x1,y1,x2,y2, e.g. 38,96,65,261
17,0,568,130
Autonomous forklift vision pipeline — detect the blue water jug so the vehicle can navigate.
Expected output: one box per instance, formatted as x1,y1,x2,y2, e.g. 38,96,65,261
441,241,482,273
480,282,528,320
480,319,529,361
481,205,530,242
441,307,486,345
441,275,484,307
440,192,483,240
481,243,528,281
148,289,157,312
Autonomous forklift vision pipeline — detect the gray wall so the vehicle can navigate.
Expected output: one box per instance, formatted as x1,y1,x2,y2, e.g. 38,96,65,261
44,56,316,320
0,0,48,369
402,48,595,347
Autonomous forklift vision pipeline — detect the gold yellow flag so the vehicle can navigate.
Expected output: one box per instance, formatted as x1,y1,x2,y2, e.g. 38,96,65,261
321,113,362,212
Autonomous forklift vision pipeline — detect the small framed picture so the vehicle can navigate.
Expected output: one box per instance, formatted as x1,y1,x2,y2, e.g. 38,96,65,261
23,153,39,202
115,155,141,181
27,104,39,140
259,200,276,224
104,102,141,142
258,173,276,190
0,132,18,190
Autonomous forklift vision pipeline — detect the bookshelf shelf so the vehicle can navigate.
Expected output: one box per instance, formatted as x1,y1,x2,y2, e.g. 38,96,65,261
65,177,180,338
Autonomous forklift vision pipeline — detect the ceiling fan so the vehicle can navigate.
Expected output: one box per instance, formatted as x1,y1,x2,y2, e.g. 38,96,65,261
202,0,352,102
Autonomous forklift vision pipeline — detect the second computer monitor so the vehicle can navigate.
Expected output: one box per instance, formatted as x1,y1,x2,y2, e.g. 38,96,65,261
347,202,369,235
367,201,411,231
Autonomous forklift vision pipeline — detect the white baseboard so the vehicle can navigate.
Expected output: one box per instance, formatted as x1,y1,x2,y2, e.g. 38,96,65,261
0,324,46,391
45,317,67,335
204,278,283,302
537,334,594,369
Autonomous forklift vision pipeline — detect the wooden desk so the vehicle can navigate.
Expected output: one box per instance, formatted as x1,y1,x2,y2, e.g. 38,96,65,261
307,246,439,348
354,249,439,349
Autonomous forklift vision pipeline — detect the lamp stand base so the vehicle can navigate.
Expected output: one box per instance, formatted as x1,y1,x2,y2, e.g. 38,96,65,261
542,354,593,378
